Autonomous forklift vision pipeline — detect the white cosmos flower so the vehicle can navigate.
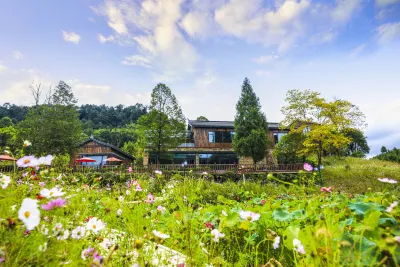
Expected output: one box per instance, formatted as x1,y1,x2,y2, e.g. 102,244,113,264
273,236,280,250
40,187,66,198
0,174,11,189
53,223,63,234
40,225,49,236
118,196,124,202
211,229,225,242
293,238,306,254
38,155,54,166
11,205,17,211
221,210,228,217
152,230,170,239
71,226,86,239
378,178,398,184
395,236,400,244
126,190,131,195
38,242,47,252
386,201,398,213
100,238,113,250
18,198,40,230
117,209,123,217
23,140,32,147
239,211,261,222
86,217,105,233
57,229,69,240
16,155,39,168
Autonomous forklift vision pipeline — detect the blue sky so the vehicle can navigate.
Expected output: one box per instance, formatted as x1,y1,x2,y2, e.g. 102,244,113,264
0,0,399,156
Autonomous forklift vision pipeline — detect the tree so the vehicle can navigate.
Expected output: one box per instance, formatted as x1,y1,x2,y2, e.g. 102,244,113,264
233,78,269,164
281,89,367,168
374,147,400,163
381,146,388,154
196,116,209,121
274,132,306,164
343,128,370,157
18,104,83,155
136,83,186,163
52,81,77,105
0,117,13,128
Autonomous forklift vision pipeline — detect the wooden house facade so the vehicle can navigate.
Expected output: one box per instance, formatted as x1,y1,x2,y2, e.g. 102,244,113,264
71,137,135,167
145,120,288,165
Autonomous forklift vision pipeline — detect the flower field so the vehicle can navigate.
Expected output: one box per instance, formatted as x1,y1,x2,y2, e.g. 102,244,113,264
0,166,399,266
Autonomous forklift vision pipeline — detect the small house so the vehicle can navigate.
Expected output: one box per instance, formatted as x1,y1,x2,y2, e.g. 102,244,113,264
71,136,135,166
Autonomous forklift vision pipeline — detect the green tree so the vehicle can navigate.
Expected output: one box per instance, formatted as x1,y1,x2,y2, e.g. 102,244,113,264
137,83,186,163
274,132,306,164
52,81,77,105
281,89,367,168
374,147,400,163
233,78,269,164
0,117,13,128
381,146,388,154
196,116,209,121
343,128,370,157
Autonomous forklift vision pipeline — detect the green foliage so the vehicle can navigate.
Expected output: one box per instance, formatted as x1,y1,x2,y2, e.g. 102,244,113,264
137,84,186,162
52,81,77,105
233,78,269,164
274,132,306,164
196,116,209,121
92,124,136,148
343,128,370,157
0,125,19,152
0,116,13,128
0,103,28,124
374,147,400,163
18,104,83,155
281,89,367,167
1,170,398,266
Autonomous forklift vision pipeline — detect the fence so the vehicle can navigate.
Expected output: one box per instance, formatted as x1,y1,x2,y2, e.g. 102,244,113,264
0,163,304,174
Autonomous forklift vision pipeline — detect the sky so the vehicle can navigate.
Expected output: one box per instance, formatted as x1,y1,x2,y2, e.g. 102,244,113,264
0,0,399,156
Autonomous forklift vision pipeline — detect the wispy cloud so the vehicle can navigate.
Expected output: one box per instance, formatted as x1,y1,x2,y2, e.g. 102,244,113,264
62,31,81,44
13,50,24,60
375,0,400,7
348,44,366,58
376,22,400,44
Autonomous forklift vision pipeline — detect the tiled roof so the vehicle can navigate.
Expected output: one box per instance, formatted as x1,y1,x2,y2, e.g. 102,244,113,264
188,120,282,130
79,137,135,160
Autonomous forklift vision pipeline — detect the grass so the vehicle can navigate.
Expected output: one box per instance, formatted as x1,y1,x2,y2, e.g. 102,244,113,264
0,159,399,266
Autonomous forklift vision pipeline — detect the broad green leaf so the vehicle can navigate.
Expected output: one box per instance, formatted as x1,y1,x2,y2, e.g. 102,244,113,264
364,210,381,228
283,226,300,249
272,208,293,222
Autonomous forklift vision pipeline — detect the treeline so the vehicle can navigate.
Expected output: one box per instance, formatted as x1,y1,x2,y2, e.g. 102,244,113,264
373,146,400,163
0,103,147,130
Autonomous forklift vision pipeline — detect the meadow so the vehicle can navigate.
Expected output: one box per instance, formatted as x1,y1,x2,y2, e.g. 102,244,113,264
0,158,399,266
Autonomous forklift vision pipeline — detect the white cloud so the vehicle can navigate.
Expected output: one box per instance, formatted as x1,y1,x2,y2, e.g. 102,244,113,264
88,17,96,23
375,0,400,6
348,43,366,57
0,63,7,72
62,31,81,44
331,0,362,22
13,50,24,60
122,55,152,68
93,0,199,80
376,22,400,44
253,54,279,64
97,33,116,43
255,70,272,76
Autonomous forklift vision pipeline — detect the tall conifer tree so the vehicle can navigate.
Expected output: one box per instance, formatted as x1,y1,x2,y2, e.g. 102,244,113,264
233,78,269,164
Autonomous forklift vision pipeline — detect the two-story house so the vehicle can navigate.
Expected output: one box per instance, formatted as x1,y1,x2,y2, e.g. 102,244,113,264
144,120,288,165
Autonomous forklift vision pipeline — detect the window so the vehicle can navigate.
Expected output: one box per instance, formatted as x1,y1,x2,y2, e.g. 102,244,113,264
209,131,235,143
209,132,215,143
199,153,238,164
274,132,287,144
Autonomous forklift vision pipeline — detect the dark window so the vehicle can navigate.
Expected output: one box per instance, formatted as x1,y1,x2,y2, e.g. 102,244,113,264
273,132,287,144
209,131,235,143
199,153,238,164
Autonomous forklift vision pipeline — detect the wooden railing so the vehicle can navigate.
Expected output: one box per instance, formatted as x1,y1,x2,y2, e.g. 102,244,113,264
0,163,304,174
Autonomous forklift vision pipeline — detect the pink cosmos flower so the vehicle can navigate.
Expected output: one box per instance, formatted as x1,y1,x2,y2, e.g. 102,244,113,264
205,222,213,229
128,166,133,173
135,184,143,192
320,187,333,193
126,181,131,188
146,193,155,204
38,182,46,187
0,257,4,263
303,163,313,172
41,198,67,211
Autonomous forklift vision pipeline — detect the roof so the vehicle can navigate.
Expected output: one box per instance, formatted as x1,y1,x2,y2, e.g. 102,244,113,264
79,137,135,160
188,120,282,130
